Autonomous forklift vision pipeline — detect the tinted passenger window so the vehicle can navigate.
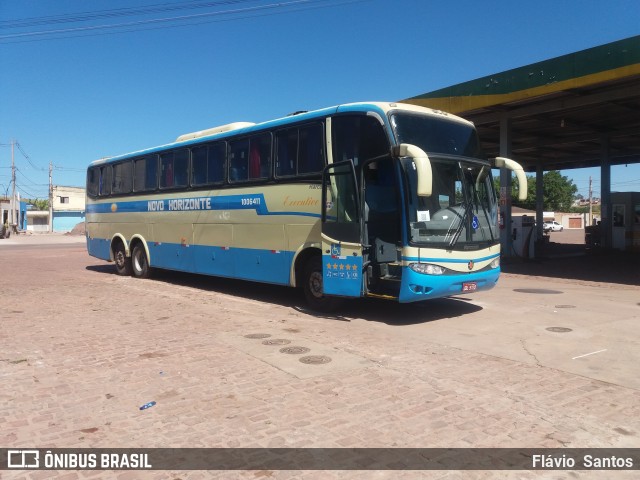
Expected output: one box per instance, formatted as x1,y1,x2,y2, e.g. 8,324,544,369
87,168,99,197
229,138,249,182
332,115,388,167
112,161,132,194
276,124,324,177
229,134,271,183
276,129,297,177
299,124,324,174
160,149,189,189
192,143,226,186
249,134,271,180
134,156,158,192
99,165,112,196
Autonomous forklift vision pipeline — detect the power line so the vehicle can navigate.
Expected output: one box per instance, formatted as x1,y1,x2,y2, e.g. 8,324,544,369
16,185,46,199
0,0,254,29
54,166,87,173
15,141,44,171
16,168,48,187
612,178,640,186
0,0,361,43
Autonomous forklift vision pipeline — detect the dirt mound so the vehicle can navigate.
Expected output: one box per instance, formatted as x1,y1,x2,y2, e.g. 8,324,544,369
66,222,86,236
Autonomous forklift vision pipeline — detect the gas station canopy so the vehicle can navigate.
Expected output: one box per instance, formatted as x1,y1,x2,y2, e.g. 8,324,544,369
403,35,640,173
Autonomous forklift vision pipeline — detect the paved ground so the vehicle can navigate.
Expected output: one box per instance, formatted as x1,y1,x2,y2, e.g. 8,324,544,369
1,232,639,479
504,228,640,285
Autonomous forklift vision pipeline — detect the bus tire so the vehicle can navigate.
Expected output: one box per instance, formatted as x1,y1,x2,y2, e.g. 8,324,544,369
113,241,132,276
131,243,150,279
302,256,341,312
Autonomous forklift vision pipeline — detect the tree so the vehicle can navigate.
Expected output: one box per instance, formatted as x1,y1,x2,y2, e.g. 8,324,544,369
493,175,536,210
495,170,578,212
29,198,49,210
541,171,578,211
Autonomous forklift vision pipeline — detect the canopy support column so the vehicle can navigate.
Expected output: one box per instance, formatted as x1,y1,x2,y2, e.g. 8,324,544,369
600,136,612,248
499,115,514,257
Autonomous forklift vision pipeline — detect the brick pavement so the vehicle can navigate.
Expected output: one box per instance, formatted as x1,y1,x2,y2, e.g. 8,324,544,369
0,237,638,479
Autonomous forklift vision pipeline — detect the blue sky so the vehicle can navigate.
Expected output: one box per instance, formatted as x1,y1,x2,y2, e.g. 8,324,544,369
1,0,639,200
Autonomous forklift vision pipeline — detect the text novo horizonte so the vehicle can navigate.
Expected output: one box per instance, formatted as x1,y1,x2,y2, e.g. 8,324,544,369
147,198,212,212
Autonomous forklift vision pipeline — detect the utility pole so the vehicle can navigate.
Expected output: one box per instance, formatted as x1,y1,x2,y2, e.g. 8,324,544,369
10,139,16,226
49,161,53,232
588,176,593,226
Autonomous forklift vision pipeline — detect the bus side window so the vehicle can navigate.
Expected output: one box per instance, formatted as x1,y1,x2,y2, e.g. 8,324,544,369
332,115,388,167
191,146,208,186
249,133,271,180
229,138,249,182
112,161,132,194
249,142,261,179
134,156,158,192
87,167,99,197
276,128,297,177
299,123,324,174
160,152,174,188
173,149,189,188
208,142,225,183
100,165,112,196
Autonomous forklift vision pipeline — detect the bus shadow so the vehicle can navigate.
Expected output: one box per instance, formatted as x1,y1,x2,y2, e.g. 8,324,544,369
86,264,483,325
149,269,485,324
86,264,117,274
341,296,483,325
138,268,318,310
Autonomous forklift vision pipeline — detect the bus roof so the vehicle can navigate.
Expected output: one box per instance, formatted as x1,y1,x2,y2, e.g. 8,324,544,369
88,102,473,167
175,122,256,142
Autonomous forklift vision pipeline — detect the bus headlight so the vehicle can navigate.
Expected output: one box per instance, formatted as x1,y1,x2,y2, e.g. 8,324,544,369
409,263,445,275
490,257,500,269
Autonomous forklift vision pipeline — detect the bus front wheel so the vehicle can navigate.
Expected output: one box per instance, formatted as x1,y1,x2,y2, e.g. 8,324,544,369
302,257,341,312
131,244,150,279
113,242,132,276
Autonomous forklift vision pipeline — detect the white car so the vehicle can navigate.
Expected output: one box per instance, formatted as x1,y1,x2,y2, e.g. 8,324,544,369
543,221,563,232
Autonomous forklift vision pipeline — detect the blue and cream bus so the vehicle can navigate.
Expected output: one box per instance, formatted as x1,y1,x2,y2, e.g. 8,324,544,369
86,102,526,310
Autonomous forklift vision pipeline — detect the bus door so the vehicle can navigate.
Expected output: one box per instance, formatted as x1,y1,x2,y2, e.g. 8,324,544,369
321,160,364,297
361,157,400,288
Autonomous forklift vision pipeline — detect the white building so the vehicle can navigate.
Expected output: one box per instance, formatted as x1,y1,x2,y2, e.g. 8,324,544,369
52,186,85,232
25,186,86,233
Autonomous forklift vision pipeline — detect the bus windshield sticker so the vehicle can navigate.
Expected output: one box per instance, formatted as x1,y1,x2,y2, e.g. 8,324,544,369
417,210,430,222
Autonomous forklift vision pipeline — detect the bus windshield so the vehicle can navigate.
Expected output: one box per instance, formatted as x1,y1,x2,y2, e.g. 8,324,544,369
390,111,483,158
391,111,498,249
401,158,499,249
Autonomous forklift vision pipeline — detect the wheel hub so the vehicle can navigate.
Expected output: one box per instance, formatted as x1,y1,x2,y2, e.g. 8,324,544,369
309,271,323,298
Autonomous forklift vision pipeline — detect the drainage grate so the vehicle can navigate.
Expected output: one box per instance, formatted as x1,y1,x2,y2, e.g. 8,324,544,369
546,327,573,333
555,305,576,309
299,355,332,365
262,339,291,346
280,346,310,355
514,288,563,294
244,334,272,339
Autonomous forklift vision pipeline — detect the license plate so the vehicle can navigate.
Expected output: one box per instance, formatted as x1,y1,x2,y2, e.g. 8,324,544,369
462,282,477,292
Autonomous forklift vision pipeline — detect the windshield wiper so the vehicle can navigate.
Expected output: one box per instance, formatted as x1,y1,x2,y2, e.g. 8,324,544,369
448,201,474,249
477,200,495,243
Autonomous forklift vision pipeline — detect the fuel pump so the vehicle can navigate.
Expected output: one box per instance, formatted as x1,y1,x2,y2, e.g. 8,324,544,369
511,215,535,258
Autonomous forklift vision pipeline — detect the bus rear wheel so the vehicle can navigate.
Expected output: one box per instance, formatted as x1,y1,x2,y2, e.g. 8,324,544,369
113,242,132,276
131,243,150,279
302,257,341,312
